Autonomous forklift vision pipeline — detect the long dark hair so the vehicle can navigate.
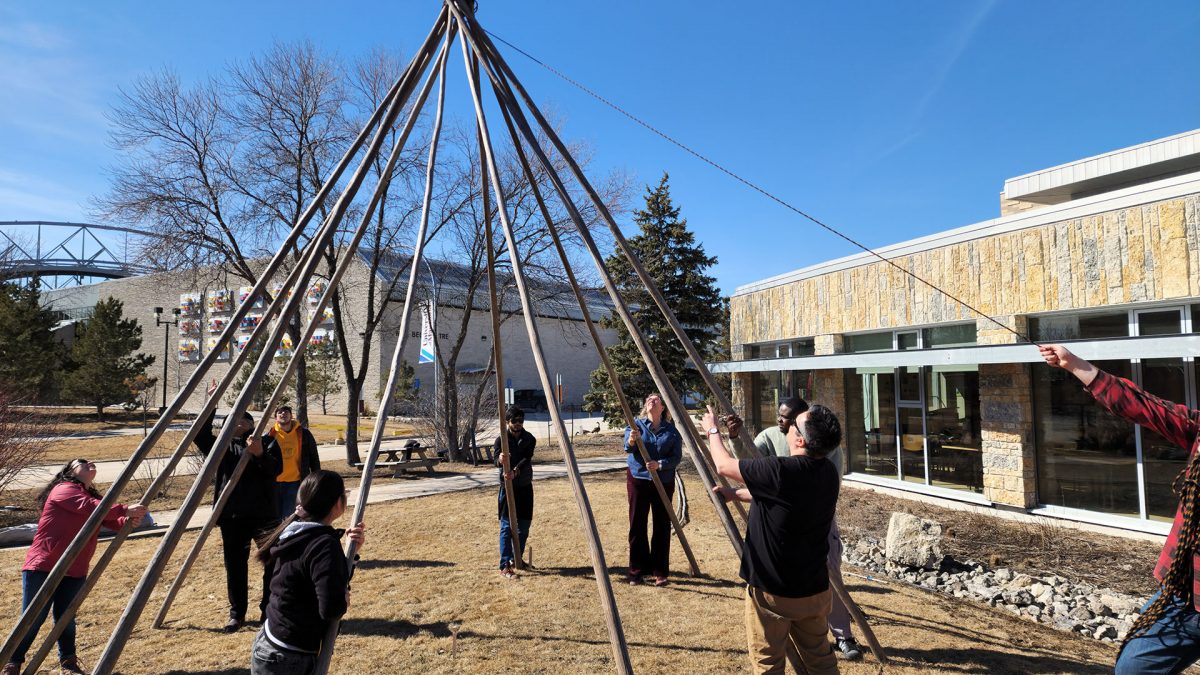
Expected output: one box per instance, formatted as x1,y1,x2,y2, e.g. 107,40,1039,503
37,459,101,510
257,470,346,565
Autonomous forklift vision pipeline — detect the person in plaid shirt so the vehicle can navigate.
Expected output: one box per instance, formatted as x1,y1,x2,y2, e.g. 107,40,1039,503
1041,344,1200,674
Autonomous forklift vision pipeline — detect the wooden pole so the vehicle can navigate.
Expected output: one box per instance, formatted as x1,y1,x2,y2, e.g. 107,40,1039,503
491,93,701,577
88,17,449,675
464,24,744,555
311,20,455,675
0,14,449,664
474,42,525,572
150,26,454,632
449,4,632,672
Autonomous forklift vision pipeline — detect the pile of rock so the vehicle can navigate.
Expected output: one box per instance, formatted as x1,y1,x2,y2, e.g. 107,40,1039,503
842,513,1146,643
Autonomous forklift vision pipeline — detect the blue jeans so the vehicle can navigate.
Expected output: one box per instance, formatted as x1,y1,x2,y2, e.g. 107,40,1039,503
250,627,316,674
1116,591,1200,674
11,570,86,664
499,515,531,569
276,481,300,520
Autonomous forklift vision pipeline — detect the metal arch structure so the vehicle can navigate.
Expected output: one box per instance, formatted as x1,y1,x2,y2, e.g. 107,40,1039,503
0,220,206,287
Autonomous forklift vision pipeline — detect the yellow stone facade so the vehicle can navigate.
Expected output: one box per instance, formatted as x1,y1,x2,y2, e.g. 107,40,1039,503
731,195,1200,346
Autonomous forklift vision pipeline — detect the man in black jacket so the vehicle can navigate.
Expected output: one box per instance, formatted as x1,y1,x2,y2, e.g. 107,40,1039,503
494,406,535,578
194,382,283,632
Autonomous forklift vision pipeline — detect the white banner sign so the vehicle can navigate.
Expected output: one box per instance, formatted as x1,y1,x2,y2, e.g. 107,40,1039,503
419,305,436,364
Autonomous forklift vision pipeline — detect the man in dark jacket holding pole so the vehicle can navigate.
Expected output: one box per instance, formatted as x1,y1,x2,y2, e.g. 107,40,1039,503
195,381,283,633
494,406,535,578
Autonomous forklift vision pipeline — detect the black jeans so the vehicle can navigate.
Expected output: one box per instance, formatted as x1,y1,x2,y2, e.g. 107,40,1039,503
220,517,275,620
626,469,675,578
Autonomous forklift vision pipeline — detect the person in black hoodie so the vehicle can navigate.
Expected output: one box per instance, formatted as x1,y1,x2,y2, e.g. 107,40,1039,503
493,406,535,578
251,470,365,674
194,379,283,633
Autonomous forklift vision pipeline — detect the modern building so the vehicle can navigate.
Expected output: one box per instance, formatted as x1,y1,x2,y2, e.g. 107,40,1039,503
43,252,617,416
717,129,1200,535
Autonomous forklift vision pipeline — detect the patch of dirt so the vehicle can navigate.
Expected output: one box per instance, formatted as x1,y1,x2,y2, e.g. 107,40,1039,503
837,484,1162,597
0,470,1117,674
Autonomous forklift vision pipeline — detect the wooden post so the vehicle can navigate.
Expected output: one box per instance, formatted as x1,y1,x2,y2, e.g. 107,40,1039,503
450,4,633,671
474,43,525,572
311,19,455,674
492,95,701,577
150,23,454,632
88,16,449,674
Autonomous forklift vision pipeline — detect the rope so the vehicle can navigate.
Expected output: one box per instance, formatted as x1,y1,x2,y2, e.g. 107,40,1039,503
483,28,1036,346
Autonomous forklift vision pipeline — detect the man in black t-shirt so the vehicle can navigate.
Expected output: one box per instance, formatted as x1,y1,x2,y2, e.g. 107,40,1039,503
703,404,843,675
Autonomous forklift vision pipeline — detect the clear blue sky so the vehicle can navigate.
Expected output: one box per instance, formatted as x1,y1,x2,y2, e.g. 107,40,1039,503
2,1,1198,295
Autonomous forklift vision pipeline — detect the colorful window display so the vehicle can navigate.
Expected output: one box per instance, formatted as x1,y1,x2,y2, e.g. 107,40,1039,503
179,319,201,335
317,306,334,324
208,317,229,334
206,337,231,362
239,314,263,332
179,293,201,317
178,338,200,362
309,329,333,348
306,280,327,306
207,289,233,314
235,334,253,351
268,283,292,305
238,286,265,309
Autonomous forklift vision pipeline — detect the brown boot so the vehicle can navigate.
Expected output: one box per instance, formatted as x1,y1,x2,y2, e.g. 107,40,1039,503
59,655,87,674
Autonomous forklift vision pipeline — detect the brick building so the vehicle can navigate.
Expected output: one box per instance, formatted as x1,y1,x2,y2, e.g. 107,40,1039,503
716,129,1200,535
44,252,617,416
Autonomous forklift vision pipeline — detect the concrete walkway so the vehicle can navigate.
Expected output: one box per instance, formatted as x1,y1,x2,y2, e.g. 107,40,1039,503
11,414,624,491
119,456,628,533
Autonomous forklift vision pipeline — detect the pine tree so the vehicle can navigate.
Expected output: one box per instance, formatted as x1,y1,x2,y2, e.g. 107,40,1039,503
62,297,155,420
305,341,343,415
0,281,65,401
584,173,722,424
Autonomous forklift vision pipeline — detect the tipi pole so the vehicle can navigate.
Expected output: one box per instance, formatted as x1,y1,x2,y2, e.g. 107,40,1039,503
89,17,449,674
463,22,743,555
491,93,701,577
449,4,632,671
0,10,448,663
151,26,454,631
311,18,456,675
473,44,524,572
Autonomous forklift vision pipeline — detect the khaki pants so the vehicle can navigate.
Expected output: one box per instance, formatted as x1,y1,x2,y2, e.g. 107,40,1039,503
745,585,839,675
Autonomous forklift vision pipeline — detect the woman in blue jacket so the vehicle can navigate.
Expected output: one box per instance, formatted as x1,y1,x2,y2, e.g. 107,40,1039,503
624,393,682,586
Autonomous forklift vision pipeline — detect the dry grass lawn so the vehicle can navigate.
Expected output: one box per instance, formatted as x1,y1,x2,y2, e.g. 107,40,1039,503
0,468,1118,674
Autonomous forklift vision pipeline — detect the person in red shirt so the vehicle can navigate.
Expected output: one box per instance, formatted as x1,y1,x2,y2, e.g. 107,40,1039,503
3,459,146,675
1041,344,1200,674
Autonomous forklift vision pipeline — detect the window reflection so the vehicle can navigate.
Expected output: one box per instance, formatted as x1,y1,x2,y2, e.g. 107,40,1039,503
926,367,983,493
848,369,897,478
1140,358,1189,521
1034,360,1139,518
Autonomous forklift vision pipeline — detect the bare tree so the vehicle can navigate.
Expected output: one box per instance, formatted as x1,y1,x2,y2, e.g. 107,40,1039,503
0,389,54,494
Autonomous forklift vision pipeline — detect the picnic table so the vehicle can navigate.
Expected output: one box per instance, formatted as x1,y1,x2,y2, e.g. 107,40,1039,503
353,439,441,477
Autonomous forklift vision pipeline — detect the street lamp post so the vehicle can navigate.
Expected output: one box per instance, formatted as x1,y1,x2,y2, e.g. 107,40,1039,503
153,306,181,415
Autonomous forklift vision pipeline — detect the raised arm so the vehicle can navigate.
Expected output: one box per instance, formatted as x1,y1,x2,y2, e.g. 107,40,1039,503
702,406,743,483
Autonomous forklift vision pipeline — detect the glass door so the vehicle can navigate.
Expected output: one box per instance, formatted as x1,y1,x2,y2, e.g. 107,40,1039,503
894,331,928,484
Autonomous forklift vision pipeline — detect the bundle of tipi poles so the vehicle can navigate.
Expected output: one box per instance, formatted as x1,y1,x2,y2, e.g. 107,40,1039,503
1,3,886,673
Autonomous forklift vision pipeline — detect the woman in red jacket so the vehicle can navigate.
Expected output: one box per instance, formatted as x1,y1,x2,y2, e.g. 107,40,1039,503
2,459,146,675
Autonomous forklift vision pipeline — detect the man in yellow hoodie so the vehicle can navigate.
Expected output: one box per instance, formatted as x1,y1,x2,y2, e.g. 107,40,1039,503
266,406,321,519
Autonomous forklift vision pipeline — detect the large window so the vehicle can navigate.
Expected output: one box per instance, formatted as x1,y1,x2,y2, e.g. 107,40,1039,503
750,370,814,431
846,364,983,493
1034,305,1197,522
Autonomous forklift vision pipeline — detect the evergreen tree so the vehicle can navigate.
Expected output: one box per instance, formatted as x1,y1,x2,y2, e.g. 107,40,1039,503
584,173,722,424
62,297,155,420
306,341,343,415
0,281,65,401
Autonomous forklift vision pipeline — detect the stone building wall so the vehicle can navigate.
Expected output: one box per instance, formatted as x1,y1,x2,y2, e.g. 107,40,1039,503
977,316,1037,507
44,260,615,416
731,194,1200,346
